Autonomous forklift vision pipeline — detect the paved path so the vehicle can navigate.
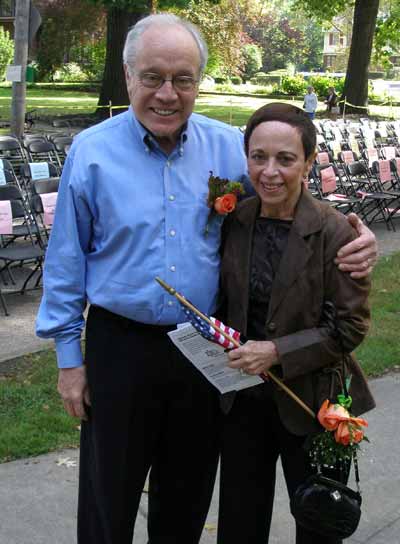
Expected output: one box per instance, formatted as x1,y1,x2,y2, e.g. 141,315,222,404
0,373,399,543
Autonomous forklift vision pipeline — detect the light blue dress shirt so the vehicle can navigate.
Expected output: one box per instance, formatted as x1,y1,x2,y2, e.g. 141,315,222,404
36,108,250,368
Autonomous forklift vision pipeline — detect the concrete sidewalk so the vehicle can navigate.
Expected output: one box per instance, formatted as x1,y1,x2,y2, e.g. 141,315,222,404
0,373,399,544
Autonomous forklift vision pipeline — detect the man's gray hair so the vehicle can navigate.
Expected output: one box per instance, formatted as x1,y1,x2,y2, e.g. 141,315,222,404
123,13,208,75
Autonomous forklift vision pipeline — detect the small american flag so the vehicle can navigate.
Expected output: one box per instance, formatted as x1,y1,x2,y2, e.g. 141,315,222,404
182,306,241,349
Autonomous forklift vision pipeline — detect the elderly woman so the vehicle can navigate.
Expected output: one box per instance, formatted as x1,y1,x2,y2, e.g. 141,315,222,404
217,103,375,544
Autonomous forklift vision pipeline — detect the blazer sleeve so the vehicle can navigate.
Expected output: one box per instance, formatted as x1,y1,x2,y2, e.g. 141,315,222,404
273,211,371,380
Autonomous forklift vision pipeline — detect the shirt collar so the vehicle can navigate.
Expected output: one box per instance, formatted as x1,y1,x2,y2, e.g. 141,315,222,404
130,106,189,156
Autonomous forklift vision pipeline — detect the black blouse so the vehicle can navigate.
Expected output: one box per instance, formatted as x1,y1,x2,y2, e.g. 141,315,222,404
247,216,292,340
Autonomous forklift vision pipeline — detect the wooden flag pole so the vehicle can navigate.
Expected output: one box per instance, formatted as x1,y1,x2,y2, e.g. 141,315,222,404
155,277,315,419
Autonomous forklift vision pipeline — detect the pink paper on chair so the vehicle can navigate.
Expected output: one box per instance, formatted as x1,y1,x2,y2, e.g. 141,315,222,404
396,158,400,176
384,146,396,160
0,200,12,234
317,152,330,165
378,160,391,182
40,192,57,226
342,151,354,164
367,148,378,167
321,166,337,193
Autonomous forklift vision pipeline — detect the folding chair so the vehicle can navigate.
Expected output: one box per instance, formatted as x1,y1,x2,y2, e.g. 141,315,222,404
25,140,62,173
0,184,45,315
311,163,361,216
345,160,397,230
51,136,73,167
0,138,27,178
30,177,59,240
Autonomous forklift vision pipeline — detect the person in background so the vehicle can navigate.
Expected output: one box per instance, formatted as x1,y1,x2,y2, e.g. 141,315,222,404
303,85,318,119
325,86,339,118
36,13,378,544
217,102,375,544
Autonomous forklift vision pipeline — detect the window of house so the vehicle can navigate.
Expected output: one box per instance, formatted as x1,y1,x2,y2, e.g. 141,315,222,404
0,0,15,17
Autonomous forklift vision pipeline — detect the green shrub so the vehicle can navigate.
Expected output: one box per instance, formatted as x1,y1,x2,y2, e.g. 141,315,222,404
307,74,337,97
215,82,236,93
368,71,385,80
0,27,14,81
230,75,242,85
214,76,228,84
53,63,89,82
281,75,307,96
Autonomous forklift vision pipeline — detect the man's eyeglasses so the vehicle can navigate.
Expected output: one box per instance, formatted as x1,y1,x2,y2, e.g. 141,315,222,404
137,72,199,92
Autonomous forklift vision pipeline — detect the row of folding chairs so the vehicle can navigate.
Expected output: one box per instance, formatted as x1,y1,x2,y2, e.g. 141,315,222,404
0,133,73,177
0,159,60,315
309,154,400,230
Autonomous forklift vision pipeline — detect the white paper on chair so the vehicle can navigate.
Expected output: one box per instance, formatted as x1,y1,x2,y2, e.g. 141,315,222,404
0,200,12,234
40,192,57,226
30,162,50,180
167,324,263,394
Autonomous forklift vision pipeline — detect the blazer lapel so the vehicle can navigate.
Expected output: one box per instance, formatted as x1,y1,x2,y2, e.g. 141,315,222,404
268,190,323,320
234,197,260,333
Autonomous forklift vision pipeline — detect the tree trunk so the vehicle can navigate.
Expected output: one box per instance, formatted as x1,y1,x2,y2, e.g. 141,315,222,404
341,0,380,114
96,7,149,117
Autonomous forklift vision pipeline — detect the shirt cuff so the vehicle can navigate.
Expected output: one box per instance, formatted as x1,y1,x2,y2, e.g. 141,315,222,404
55,338,84,368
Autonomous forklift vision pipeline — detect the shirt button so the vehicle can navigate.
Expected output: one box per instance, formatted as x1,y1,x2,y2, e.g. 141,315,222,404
168,300,174,306
169,195,175,201
166,160,171,167
267,322,276,333
170,229,176,237
170,265,176,272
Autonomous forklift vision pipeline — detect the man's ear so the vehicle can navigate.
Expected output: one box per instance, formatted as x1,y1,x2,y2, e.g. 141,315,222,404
123,64,131,82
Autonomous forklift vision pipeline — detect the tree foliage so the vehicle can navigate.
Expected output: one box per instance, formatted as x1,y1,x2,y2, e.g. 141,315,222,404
36,0,105,81
293,0,380,110
0,27,14,81
182,0,253,76
243,3,323,72
242,43,263,80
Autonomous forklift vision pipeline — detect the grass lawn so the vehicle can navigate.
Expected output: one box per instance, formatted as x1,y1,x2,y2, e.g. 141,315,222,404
0,85,399,124
0,253,399,463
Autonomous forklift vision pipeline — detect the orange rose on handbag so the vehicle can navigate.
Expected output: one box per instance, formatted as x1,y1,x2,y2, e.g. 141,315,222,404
335,421,365,446
317,399,350,431
310,394,369,468
214,193,237,214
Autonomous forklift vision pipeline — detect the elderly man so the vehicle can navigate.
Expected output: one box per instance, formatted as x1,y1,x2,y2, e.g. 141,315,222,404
36,13,377,544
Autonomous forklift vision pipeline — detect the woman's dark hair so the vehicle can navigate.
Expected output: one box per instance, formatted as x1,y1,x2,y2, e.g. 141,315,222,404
244,102,317,160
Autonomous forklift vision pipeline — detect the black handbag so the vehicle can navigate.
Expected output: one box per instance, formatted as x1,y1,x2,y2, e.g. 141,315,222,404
290,456,362,539
291,302,363,539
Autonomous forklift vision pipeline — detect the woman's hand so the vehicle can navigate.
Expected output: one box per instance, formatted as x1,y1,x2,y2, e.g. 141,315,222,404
335,213,378,278
228,340,279,375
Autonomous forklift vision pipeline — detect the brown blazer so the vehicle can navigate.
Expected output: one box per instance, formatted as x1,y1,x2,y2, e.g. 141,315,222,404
220,188,376,435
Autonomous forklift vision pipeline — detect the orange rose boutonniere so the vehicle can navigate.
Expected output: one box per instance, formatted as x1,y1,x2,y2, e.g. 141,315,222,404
205,171,245,235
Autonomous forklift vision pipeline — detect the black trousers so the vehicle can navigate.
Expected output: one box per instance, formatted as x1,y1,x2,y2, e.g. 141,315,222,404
217,384,345,544
78,305,221,544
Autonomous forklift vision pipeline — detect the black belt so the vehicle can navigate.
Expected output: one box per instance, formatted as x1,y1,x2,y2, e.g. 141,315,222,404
90,305,176,333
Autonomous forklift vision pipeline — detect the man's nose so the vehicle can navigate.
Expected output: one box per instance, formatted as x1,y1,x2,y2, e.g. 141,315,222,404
155,80,178,100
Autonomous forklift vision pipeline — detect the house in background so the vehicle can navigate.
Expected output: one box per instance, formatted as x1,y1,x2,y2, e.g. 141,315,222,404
322,14,352,72
0,0,15,37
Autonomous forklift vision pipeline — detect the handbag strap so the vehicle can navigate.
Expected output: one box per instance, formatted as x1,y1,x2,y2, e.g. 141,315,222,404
329,301,362,494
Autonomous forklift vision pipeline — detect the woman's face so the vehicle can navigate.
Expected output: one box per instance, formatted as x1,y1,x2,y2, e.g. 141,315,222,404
247,121,314,218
